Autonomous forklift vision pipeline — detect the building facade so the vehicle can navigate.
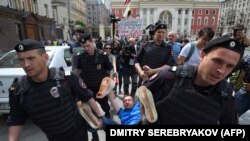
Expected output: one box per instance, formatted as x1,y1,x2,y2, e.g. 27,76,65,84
218,0,250,37
86,0,111,37
52,0,69,40
112,0,221,37
0,0,54,52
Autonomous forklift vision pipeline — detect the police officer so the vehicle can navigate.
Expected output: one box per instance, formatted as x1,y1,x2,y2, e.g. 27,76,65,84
7,39,104,141
135,23,172,86
76,33,113,141
142,37,242,124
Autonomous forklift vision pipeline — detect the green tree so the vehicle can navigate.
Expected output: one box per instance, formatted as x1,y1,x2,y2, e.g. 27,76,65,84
75,20,86,28
104,26,111,38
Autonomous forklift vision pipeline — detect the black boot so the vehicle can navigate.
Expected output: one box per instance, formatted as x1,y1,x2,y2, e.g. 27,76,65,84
92,132,99,141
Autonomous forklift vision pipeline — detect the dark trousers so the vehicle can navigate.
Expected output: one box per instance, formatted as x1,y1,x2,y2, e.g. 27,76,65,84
88,86,110,117
123,73,138,97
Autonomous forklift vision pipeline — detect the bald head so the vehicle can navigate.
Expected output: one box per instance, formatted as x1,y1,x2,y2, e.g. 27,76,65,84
128,38,136,45
168,31,177,43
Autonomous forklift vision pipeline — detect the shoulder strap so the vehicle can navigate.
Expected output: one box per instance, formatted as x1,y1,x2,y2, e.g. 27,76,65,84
49,67,70,105
185,42,195,62
175,64,196,87
217,79,233,99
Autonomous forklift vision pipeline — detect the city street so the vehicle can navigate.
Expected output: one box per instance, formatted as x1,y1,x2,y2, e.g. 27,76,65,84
0,49,249,141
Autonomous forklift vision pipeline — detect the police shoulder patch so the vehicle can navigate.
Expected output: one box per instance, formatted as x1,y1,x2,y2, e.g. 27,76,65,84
65,71,71,76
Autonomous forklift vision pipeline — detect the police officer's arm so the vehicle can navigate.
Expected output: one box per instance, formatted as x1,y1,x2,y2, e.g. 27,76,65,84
69,74,104,117
8,126,23,141
7,80,27,141
87,98,104,118
143,68,175,95
135,47,148,80
144,65,170,77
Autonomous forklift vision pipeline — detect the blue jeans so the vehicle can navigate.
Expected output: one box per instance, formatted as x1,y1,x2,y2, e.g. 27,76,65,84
234,88,250,116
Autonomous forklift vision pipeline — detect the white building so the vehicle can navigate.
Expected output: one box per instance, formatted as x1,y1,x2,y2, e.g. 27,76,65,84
219,0,250,37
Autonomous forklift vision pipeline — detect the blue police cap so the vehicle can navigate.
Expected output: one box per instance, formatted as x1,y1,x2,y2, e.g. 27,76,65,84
79,33,92,44
14,39,44,52
154,24,167,31
203,37,242,58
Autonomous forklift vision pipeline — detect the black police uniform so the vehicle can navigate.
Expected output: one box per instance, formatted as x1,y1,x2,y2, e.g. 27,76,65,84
77,33,113,118
7,39,93,141
143,37,241,124
135,24,172,86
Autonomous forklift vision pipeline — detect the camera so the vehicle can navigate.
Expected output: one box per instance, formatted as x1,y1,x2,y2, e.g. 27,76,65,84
233,24,244,38
238,57,250,83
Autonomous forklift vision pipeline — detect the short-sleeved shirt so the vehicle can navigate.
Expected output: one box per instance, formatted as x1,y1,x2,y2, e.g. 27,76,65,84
179,42,202,66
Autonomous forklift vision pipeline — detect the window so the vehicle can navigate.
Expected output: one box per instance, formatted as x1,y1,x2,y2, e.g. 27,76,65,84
184,18,187,25
178,9,181,14
44,4,49,17
197,18,201,25
211,17,215,26
178,18,181,25
192,10,194,15
198,9,202,15
185,9,188,15
212,10,216,15
206,10,209,15
33,0,38,14
150,8,154,15
15,23,23,41
204,18,208,25
143,8,146,15
39,26,45,41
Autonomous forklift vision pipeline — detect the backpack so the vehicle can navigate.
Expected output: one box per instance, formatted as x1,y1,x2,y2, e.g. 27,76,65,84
185,42,195,62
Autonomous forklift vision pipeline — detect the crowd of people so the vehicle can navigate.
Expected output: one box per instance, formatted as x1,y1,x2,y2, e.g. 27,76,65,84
6,22,250,141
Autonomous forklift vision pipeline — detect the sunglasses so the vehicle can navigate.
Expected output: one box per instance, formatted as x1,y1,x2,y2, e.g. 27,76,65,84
105,48,111,50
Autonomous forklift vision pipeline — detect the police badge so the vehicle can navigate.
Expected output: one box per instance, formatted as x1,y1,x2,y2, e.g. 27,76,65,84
97,64,101,70
50,87,60,98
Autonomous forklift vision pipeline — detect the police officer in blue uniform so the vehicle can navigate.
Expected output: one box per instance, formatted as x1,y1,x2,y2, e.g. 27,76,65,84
76,33,113,141
7,39,104,141
142,37,242,124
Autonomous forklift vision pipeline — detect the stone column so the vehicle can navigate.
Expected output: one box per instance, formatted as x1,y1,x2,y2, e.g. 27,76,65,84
146,8,150,26
172,8,179,32
140,8,143,19
187,8,193,35
181,8,185,35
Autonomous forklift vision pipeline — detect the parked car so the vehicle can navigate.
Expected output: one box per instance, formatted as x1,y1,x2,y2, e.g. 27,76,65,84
0,46,72,114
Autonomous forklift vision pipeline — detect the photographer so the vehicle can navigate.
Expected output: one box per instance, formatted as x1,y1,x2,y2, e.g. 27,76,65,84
234,55,250,116
119,38,138,96
232,24,250,57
